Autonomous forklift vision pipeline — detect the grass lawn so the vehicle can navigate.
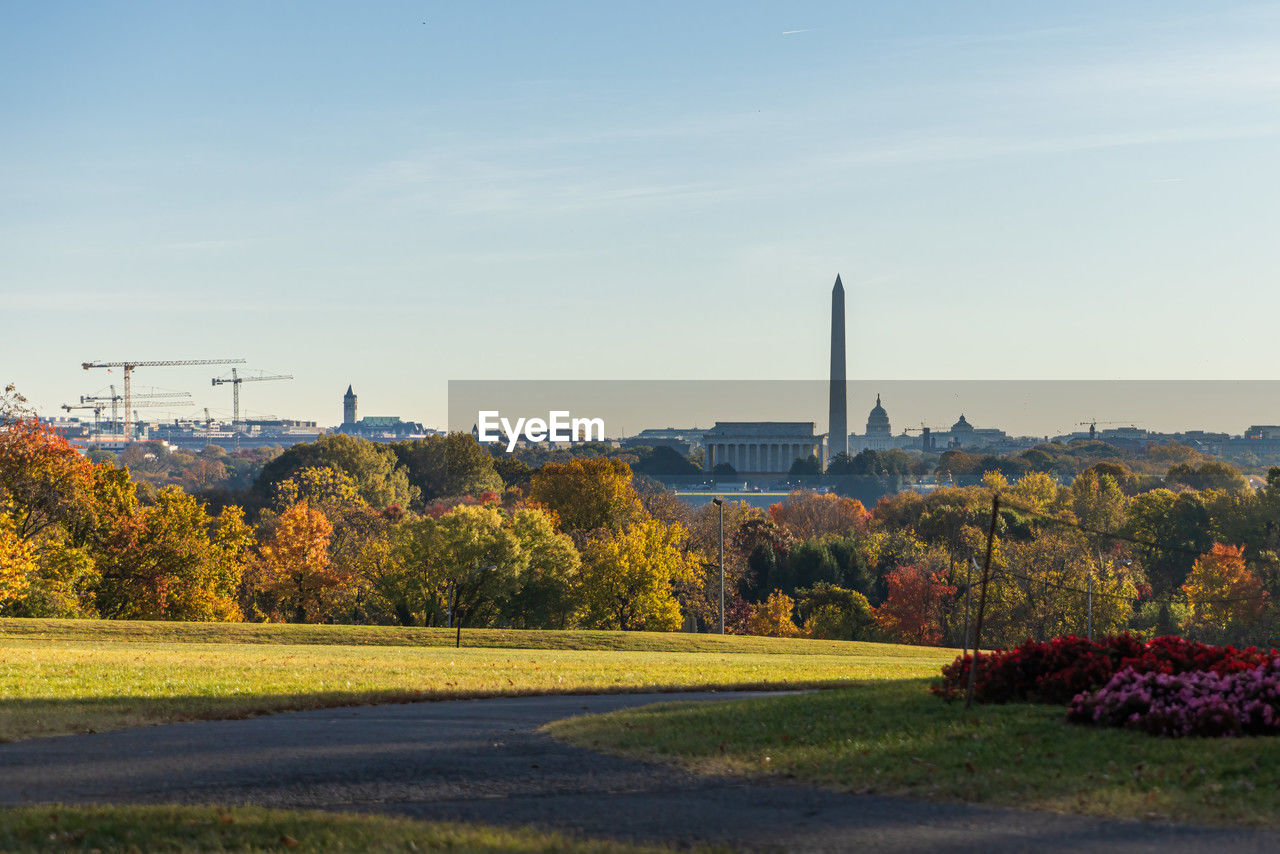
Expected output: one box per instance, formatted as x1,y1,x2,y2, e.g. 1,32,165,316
0,618,953,741
548,678,1280,829
0,805,687,852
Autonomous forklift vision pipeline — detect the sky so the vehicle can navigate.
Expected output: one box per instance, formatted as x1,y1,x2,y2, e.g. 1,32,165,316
4,1,1280,430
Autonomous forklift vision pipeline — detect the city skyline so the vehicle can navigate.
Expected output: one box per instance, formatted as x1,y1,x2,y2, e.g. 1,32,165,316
6,2,1280,427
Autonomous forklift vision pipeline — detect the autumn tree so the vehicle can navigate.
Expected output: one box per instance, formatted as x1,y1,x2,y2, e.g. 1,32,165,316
873,565,957,646
252,501,338,622
0,510,34,607
769,491,869,541
679,500,763,627
745,590,801,637
95,487,247,621
984,529,1142,645
382,504,535,628
1181,543,1266,642
576,519,697,631
528,457,644,533
500,507,580,629
0,399,99,544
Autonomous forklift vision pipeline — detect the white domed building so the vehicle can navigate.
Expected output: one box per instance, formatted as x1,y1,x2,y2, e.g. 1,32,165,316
848,394,897,453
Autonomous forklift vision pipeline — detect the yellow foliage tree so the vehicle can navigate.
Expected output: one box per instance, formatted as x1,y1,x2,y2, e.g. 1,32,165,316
576,519,697,631
746,590,800,638
0,510,34,607
527,457,644,533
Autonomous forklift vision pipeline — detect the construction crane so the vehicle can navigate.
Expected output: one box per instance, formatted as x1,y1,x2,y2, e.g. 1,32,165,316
211,368,293,427
901,423,937,451
1076,420,1137,440
81,390,192,435
61,402,106,435
81,359,244,441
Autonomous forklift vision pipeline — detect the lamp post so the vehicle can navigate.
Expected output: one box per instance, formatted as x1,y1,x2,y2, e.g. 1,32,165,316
712,498,725,634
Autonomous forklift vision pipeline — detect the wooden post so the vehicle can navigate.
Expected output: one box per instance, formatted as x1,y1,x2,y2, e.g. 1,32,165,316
965,494,1000,709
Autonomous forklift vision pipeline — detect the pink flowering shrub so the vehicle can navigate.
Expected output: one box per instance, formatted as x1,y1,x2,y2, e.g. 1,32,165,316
934,634,1273,705
1068,658,1280,737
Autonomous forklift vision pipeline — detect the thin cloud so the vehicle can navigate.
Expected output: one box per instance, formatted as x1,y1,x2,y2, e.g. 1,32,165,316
782,29,813,35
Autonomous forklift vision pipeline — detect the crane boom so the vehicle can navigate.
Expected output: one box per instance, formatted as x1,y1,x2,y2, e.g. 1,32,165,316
81,359,243,442
210,368,293,426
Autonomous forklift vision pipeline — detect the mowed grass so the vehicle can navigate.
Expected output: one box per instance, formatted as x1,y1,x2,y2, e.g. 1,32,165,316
0,618,953,741
0,805,690,852
548,679,1280,828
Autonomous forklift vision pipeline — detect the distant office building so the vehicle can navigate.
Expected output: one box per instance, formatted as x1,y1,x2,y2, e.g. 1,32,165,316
620,427,705,456
703,422,823,477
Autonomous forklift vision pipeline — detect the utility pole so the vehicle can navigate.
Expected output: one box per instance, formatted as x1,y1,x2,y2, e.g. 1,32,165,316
713,498,725,634
965,494,1000,709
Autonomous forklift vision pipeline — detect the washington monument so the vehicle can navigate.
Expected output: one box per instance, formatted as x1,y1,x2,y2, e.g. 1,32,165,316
829,274,848,459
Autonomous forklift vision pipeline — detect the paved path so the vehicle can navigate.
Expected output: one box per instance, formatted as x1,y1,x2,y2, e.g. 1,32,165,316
0,692,1276,852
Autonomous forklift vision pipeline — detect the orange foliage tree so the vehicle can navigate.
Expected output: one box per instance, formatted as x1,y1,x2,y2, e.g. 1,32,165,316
769,491,870,541
873,565,957,646
1180,543,1266,640
0,396,99,544
253,501,341,622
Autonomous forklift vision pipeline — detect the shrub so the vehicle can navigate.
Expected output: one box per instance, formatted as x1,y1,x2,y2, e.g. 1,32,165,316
1068,659,1280,737
934,634,1273,704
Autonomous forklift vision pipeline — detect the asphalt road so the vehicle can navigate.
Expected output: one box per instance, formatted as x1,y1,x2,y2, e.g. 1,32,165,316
0,692,1276,853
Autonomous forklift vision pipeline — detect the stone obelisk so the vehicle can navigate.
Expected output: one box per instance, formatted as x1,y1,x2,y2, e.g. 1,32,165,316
828,274,848,461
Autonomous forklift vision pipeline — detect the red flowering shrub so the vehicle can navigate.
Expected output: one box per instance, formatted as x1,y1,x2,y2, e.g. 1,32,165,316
934,634,1274,704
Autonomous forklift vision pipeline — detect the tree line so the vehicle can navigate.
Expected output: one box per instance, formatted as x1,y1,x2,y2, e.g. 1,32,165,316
3,384,1279,646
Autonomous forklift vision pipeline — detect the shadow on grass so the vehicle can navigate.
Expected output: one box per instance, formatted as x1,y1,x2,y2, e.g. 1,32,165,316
548,677,1280,829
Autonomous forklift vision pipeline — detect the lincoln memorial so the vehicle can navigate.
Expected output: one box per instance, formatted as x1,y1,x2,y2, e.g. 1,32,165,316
702,422,825,476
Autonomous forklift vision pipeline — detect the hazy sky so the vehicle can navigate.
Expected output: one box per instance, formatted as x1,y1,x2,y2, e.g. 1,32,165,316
4,2,1280,428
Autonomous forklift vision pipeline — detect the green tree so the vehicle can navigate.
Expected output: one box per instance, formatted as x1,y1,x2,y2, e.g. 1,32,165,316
795,583,875,640
390,433,503,502
501,507,581,629
256,435,415,509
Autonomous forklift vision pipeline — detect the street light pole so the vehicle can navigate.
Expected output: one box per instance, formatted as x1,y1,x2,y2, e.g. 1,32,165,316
712,498,725,634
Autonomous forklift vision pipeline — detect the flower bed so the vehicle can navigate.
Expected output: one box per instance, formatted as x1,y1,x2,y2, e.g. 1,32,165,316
934,634,1272,705
1068,659,1280,737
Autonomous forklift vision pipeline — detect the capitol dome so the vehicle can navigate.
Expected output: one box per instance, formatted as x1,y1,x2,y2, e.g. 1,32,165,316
866,394,892,436
951,414,974,435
